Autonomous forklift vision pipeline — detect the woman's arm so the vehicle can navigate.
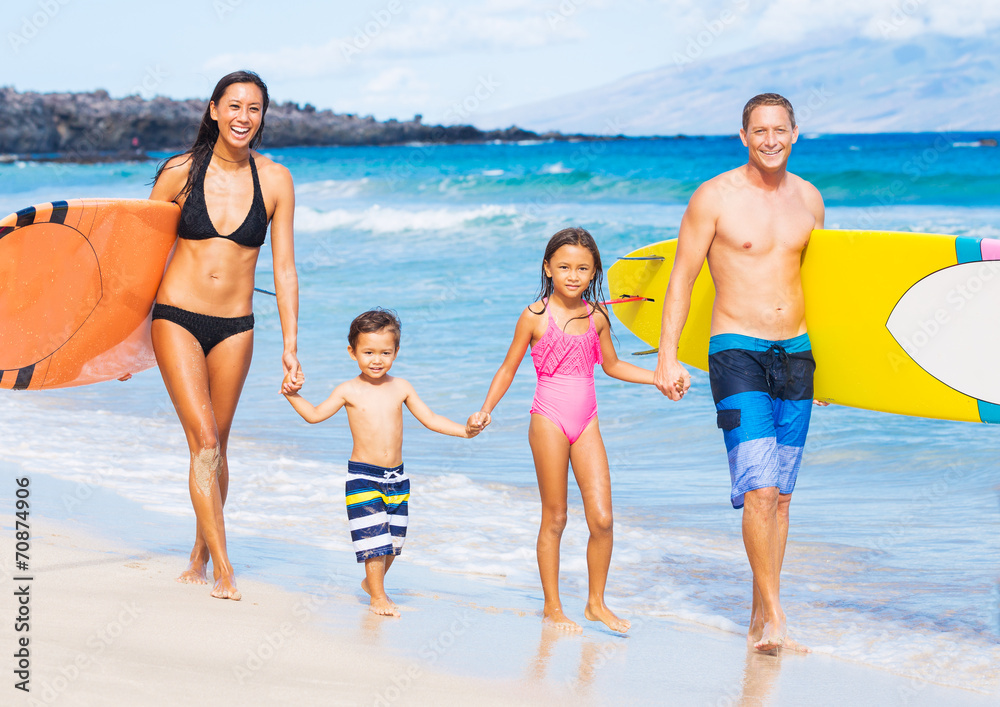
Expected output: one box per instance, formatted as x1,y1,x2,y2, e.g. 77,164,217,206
597,316,655,384
478,308,537,420
149,154,190,202
268,164,301,395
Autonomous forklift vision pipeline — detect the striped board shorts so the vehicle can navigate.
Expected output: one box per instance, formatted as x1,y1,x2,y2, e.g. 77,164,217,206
345,461,410,562
708,333,815,509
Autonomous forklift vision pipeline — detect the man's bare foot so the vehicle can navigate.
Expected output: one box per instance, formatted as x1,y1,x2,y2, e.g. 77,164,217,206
542,607,582,633
369,595,400,617
779,635,811,653
176,562,208,585
211,574,241,601
753,619,785,652
584,602,631,633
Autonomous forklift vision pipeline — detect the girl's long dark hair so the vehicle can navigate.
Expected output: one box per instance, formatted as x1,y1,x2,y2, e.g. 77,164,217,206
151,70,270,199
531,227,610,330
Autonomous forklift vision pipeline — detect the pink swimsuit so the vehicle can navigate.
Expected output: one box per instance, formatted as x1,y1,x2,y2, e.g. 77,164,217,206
529,307,603,444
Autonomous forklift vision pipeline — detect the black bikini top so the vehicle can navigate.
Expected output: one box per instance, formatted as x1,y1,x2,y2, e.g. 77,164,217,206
177,153,269,248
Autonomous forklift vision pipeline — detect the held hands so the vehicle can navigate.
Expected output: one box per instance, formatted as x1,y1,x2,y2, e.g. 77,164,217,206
465,411,491,438
282,370,305,396
654,359,691,401
282,351,303,395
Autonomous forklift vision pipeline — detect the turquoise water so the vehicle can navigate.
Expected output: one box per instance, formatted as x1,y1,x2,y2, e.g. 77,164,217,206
1,134,998,691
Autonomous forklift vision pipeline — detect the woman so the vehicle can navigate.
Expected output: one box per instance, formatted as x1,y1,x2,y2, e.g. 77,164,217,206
149,70,301,600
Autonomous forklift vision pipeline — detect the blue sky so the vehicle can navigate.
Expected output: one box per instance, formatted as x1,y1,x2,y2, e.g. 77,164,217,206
4,0,999,125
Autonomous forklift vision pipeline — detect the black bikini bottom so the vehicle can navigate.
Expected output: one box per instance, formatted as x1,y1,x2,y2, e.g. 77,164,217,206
152,303,254,355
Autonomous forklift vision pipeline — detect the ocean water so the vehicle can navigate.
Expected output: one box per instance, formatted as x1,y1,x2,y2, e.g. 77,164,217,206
1,133,999,693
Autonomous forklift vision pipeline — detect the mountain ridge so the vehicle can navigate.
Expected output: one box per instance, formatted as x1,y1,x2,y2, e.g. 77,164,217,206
480,34,1000,136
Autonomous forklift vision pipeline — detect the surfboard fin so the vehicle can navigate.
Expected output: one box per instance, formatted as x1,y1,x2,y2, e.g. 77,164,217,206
632,348,658,356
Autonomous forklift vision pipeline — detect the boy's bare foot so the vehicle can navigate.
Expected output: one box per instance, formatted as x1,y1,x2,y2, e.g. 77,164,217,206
584,602,631,633
176,561,208,585
753,619,785,652
211,574,241,601
542,607,582,633
369,595,400,617
361,577,372,596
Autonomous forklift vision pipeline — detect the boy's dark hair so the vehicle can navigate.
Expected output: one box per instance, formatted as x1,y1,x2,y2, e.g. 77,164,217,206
348,308,402,350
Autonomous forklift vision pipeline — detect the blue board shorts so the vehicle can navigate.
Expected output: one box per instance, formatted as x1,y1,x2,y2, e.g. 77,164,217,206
345,461,410,562
708,333,815,509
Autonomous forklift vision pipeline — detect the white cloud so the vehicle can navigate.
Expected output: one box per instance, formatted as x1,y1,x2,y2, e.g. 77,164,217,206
204,41,352,81
203,2,587,82
652,0,1000,45
359,66,434,117
364,66,429,95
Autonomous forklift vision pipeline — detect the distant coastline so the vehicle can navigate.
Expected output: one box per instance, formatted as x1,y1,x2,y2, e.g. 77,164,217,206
0,88,634,163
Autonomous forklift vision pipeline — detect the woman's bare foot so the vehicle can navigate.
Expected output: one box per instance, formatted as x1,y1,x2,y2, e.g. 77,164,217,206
369,595,400,617
176,561,209,585
584,602,631,633
543,607,582,633
211,574,241,601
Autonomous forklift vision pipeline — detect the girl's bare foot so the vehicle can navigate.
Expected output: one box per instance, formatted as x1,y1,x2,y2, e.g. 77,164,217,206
543,607,582,633
585,602,630,633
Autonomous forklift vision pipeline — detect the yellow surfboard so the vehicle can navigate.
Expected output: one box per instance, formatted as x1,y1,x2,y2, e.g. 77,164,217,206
0,199,179,390
607,230,1000,424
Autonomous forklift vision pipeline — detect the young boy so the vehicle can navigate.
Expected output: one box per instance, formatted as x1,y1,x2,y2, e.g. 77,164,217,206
282,308,486,617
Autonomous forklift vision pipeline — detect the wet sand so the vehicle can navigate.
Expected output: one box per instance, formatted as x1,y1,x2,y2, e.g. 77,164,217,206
2,514,995,707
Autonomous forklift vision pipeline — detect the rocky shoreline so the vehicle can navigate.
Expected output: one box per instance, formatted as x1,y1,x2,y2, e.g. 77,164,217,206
0,87,624,162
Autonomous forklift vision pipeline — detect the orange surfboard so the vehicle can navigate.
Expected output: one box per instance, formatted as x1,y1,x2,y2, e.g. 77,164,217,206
0,199,179,389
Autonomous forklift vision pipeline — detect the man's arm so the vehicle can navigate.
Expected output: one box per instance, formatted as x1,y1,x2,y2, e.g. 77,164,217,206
654,183,719,400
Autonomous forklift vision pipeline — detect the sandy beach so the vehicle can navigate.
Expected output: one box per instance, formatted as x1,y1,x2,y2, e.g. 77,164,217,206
3,504,995,706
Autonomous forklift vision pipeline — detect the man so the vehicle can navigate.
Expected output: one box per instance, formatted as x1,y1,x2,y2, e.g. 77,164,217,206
654,93,824,652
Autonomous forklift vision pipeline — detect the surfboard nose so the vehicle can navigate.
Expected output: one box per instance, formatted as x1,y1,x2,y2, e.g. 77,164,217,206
886,260,1000,405
0,221,102,371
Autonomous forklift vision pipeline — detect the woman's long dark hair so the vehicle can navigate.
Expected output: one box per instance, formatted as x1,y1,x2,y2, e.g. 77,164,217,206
531,226,610,330
151,70,270,199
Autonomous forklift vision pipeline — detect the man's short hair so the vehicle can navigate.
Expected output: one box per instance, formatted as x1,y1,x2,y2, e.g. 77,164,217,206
348,308,401,349
742,93,796,131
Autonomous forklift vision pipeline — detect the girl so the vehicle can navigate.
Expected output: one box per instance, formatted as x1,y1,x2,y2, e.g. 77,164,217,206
149,70,302,600
476,227,654,632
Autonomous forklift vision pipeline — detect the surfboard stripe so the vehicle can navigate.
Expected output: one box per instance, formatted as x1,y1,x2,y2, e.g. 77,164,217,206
15,207,36,228
955,236,984,264
13,365,35,390
0,226,12,240
977,400,1000,424
50,201,69,225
